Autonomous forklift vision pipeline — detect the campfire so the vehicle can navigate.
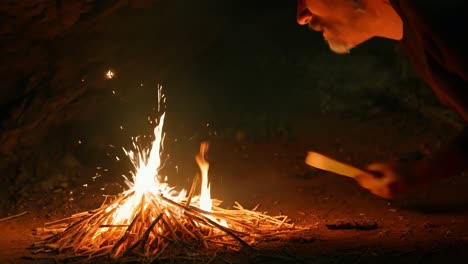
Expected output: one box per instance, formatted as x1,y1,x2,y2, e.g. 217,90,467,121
31,89,310,262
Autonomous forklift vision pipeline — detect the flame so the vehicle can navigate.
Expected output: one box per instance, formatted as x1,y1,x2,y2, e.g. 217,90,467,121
196,142,212,212
109,112,171,225
126,113,165,198
100,108,225,228
88,86,231,241
196,142,228,227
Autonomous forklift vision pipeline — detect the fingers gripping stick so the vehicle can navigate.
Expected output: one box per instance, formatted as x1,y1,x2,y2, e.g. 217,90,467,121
305,151,366,178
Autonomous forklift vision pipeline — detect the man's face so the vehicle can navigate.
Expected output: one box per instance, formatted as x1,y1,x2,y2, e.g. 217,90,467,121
296,0,374,54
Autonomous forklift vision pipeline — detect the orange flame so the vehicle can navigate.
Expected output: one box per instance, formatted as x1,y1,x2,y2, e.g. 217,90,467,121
195,142,228,227
196,142,212,212
93,87,227,235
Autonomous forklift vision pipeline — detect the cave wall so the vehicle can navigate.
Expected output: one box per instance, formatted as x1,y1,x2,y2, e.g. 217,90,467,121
0,0,243,168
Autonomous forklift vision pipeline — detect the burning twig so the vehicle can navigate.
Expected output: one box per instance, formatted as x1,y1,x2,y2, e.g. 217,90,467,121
186,173,200,207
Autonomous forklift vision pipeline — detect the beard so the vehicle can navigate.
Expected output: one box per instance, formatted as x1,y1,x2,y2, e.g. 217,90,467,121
317,25,357,54
325,37,353,54
307,19,359,55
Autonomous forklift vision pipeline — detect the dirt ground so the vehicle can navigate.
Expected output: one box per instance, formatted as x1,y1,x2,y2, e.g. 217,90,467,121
1,112,467,264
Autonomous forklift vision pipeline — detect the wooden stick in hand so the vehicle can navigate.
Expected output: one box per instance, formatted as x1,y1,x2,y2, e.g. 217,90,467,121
305,151,366,178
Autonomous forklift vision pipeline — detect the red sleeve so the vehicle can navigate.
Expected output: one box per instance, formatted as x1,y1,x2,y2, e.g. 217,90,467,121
391,0,468,122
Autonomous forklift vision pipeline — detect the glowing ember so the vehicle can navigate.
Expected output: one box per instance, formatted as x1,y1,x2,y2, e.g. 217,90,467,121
31,89,311,262
106,70,115,79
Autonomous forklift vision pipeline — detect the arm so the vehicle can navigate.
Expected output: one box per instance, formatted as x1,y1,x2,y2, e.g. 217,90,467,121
354,127,468,199
413,126,468,184
356,0,468,199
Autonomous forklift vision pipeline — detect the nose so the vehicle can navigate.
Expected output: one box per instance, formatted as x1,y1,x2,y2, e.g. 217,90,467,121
296,0,313,25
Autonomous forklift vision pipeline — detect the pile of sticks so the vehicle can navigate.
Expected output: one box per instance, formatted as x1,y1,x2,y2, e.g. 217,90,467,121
31,188,309,262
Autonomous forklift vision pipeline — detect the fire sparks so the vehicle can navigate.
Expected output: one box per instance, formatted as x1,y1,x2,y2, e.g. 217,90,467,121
105,70,115,79
31,91,311,262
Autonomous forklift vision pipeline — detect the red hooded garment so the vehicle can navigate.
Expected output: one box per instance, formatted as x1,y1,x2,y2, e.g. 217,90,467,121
389,0,468,152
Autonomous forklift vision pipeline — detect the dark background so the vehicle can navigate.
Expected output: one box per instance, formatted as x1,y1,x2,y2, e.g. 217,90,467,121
1,0,457,173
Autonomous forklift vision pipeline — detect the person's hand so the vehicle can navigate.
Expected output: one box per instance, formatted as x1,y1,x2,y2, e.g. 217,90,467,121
354,161,425,199
354,127,468,199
